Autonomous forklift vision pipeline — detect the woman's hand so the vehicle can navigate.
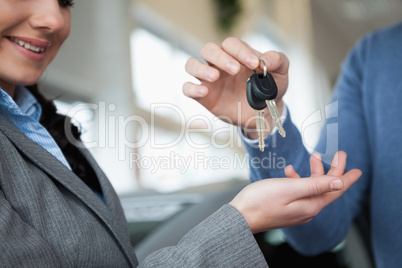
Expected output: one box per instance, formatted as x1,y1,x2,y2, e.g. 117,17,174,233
183,37,289,132
229,151,362,234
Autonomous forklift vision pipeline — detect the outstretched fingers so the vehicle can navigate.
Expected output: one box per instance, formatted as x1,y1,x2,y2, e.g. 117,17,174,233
201,41,242,75
182,81,209,99
185,57,220,83
315,168,362,207
339,168,362,191
286,175,345,201
327,151,347,177
285,165,300,178
310,153,324,176
286,152,325,178
183,57,216,99
307,168,361,205
287,168,362,220
220,37,260,70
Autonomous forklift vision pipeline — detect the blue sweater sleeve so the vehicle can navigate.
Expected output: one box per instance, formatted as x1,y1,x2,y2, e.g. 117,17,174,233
242,34,372,255
243,110,311,182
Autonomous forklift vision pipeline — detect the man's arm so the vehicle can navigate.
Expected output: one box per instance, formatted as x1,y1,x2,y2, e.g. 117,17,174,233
242,35,372,255
183,36,369,256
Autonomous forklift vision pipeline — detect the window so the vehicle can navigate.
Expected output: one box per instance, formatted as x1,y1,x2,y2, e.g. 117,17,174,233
130,28,248,192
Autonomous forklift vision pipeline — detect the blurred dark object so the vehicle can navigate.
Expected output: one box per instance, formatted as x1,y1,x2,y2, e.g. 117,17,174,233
255,205,374,268
213,0,242,32
254,231,348,268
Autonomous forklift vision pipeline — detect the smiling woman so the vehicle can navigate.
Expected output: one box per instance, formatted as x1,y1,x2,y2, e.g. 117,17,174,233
0,1,361,267
0,0,71,95
9,36,48,53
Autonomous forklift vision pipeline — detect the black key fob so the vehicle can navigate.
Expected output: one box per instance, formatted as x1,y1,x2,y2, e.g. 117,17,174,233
246,72,278,110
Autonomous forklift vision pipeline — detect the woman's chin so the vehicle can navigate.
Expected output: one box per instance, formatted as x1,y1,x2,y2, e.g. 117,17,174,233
18,75,42,87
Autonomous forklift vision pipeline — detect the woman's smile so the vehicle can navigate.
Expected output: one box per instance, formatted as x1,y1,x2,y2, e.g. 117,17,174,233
7,36,51,62
9,36,50,53
0,0,71,95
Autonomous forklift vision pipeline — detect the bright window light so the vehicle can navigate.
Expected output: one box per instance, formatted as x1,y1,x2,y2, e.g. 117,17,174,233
130,28,215,123
130,28,248,192
243,32,282,53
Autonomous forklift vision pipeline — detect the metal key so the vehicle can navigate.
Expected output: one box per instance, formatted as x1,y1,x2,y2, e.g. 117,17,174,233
246,71,268,151
246,59,286,150
254,109,266,151
265,99,286,138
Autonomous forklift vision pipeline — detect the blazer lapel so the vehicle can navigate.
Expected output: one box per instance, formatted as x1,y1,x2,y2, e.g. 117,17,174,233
77,147,138,263
0,115,137,266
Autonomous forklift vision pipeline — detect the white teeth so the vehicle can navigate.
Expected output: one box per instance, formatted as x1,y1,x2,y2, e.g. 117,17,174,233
10,37,46,53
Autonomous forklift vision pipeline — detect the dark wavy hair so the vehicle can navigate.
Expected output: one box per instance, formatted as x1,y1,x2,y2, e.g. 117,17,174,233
26,85,102,194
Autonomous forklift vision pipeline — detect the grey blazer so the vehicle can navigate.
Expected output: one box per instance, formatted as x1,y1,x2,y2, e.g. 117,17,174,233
0,114,267,268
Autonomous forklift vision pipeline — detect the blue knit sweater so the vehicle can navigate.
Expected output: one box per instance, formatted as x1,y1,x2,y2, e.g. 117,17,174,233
242,21,402,268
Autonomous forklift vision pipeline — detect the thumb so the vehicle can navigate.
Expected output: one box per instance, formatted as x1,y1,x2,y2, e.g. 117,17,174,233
288,176,344,200
312,168,363,208
261,51,289,76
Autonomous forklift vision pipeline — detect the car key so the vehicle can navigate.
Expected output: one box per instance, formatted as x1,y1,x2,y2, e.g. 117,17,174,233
246,59,286,148
247,69,269,152
265,99,286,138
254,109,266,152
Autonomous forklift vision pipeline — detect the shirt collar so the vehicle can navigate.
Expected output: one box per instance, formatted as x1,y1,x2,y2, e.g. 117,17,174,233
0,85,42,122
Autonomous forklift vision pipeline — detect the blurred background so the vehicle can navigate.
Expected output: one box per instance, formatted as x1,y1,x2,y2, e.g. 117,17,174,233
38,0,402,266
40,0,402,194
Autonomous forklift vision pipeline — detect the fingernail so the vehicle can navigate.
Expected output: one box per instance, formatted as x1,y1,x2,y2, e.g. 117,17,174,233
284,165,292,176
246,56,259,68
198,87,207,97
267,56,274,67
330,179,343,191
313,153,321,160
261,56,273,68
226,62,239,74
206,70,217,82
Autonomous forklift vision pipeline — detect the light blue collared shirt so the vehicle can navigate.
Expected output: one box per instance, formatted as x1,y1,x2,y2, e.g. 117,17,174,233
0,86,71,170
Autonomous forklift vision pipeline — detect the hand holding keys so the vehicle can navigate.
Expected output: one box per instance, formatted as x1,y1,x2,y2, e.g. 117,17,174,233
247,59,286,152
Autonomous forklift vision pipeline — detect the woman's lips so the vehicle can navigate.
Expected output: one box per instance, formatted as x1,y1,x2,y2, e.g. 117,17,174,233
7,36,51,62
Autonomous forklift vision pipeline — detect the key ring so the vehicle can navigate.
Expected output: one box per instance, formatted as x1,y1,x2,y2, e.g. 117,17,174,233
259,58,267,77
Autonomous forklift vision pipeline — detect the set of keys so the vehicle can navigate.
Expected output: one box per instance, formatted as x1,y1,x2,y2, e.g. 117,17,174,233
246,59,286,152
